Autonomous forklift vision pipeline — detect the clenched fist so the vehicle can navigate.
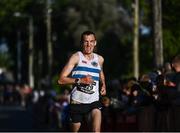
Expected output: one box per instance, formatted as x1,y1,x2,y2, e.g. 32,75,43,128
80,75,94,85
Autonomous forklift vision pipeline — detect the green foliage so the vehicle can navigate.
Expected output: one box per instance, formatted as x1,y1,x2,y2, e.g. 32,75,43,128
0,0,32,18
163,30,180,61
0,0,44,33
63,0,132,45
162,0,180,61
137,0,180,74
0,53,13,69
140,0,153,26
0,0,179,86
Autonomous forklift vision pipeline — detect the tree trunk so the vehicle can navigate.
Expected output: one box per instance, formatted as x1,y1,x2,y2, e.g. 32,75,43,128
46,0,53,82
133,0,139,79
28,16,34,89
153,0,163,69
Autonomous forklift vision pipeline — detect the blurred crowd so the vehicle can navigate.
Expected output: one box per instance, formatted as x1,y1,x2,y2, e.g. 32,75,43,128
0,81,71,131
101,54,180,131
0,83,32,106
0,54,179,132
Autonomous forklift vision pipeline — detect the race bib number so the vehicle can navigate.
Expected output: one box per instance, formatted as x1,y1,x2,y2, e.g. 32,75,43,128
77,82,96,94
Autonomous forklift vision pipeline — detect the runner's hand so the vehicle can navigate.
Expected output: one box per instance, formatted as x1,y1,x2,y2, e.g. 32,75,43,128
80,75,94,85
100,85,106,96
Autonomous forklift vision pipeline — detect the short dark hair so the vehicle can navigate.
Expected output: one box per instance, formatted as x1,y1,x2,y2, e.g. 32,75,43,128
172,54,180,65
80,31,96,43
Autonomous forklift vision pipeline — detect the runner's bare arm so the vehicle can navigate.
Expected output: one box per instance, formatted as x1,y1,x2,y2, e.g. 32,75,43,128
58,52,79,85
98,55,106,96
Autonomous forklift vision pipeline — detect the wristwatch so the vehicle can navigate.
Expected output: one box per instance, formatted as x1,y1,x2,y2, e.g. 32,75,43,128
75,78,81,85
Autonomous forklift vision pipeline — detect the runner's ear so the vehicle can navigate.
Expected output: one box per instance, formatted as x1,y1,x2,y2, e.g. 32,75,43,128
94,41,97,46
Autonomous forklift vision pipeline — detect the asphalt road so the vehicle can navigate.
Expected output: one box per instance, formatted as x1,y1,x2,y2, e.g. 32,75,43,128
0,105,33,131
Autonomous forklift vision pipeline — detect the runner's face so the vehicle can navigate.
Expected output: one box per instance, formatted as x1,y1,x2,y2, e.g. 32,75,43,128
82,34,96,54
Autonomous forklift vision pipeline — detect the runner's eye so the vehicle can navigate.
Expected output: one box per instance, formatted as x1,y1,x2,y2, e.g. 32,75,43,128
83,40,95,45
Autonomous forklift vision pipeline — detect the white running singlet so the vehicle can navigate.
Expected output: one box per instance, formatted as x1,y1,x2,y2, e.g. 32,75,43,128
71,51,101,104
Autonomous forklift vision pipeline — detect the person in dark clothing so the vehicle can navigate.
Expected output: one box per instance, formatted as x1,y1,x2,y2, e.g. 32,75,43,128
170,54,180,131
171,54,180,91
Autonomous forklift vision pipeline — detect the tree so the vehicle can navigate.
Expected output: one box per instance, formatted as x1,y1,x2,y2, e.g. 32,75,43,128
153,0,163,69
133,0,140,79
162,0,180,61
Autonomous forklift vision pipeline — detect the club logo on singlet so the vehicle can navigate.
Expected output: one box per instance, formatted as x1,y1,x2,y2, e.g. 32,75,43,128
91,61,98,67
